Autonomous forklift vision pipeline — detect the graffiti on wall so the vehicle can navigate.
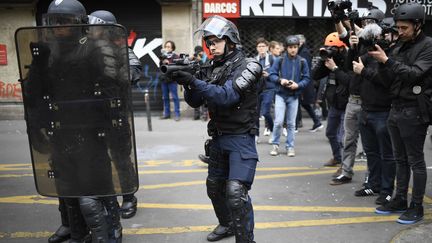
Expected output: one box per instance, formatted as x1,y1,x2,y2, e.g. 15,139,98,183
0,80,22,100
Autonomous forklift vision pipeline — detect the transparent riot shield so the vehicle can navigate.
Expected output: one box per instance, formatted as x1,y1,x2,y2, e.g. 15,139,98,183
15,24,138,197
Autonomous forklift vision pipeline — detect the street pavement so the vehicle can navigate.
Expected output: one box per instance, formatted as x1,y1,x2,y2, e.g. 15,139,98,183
0,114,431,243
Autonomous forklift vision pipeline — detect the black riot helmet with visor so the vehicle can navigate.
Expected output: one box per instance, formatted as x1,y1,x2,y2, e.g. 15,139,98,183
42,0,88,26
194,15,241,47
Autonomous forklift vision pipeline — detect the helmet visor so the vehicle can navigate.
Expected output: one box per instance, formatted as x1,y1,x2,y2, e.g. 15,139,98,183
88,15,107,25
194,16,232,40
42,13,83,26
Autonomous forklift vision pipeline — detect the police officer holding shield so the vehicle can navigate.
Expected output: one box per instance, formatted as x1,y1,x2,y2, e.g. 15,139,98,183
88,9,141,220
170,15,261,243
370,3,432,224
17,0,139,241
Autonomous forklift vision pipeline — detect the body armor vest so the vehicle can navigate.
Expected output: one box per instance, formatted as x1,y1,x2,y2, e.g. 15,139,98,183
203,50,259,135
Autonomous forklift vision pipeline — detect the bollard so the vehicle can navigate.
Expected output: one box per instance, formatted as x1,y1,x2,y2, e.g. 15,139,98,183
144,89,152,131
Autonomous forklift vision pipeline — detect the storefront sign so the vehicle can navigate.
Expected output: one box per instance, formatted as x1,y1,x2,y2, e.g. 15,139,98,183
233,0,432,19
0,44,7,65
203,0,241,18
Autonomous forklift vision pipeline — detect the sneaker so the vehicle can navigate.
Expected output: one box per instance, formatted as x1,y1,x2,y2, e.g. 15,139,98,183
283,128,288,137
309,123,324,132
375,194,392,205
159,115,170,120
268,138,273,144
330,175,352,185
207,224,234,241
263,128,271,136
355,151,367,162
332,167,342,178
324,158,341,167
354,187,379,197
287,147,295,157
174,116,180,121
375,198,408,214
270,145,279,156
397,202,423,224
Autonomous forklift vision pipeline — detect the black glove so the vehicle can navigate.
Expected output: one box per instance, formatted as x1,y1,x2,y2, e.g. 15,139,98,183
30,42,51,67
171,70,195,86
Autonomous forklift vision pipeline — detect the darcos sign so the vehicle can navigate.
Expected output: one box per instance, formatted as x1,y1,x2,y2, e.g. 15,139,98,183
203,0,432,20
203,0,240,18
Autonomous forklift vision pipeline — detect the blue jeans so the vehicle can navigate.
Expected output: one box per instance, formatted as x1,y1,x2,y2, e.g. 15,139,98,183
326,106,345,162
259,89,275,131
359,111,395,195
271,94,298,148
161,82,180,117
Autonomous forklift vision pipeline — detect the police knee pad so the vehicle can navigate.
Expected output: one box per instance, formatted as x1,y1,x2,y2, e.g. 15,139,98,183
206,177,226,200
226,180,248,210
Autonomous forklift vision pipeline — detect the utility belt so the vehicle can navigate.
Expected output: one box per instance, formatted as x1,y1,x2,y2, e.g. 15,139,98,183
208,128,258,137
348,95,362,105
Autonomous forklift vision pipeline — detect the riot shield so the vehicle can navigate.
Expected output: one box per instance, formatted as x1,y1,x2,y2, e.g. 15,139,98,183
15,24,138,197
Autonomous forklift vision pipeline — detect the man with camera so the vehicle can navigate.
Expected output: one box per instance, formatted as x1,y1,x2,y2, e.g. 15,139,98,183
369,2,432,224
312,32,349,167
340,8,397,207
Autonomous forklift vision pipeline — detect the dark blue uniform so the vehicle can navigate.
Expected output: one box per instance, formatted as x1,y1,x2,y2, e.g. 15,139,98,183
183,49,259,242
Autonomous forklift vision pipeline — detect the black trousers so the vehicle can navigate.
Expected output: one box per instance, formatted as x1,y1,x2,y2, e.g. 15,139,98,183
387,107,429,204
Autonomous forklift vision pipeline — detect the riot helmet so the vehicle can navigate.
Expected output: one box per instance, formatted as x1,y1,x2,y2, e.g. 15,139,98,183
43,0,88,26
194,15,240,45
89,10,117,24
394,2,425,24
285,35,300,47
324,32,346,47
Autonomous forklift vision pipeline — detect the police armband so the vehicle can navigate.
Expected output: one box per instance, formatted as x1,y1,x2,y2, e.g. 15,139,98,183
233,58,262,93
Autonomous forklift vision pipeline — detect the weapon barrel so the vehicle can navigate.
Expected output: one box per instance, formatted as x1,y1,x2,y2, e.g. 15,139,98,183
160,65,191,74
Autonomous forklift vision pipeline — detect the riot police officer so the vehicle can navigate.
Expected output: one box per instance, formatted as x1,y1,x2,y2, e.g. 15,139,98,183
22,0,133,241
171,15,261,243
89,9,141,220
369,3,432,224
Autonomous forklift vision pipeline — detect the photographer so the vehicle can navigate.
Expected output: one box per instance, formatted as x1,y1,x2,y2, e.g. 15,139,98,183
312,32,349,167
159,40,181,121
341,8,397,207
370,3,432,225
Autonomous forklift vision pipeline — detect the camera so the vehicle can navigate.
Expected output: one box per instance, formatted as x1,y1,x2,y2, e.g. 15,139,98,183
319,46,339,59
328,0,353,21
160,49,173,60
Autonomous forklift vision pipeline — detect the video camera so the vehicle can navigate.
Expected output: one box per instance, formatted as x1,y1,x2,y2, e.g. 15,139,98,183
160,49,173,60
160,54,200,75
319,46,339,59
357,23,391,51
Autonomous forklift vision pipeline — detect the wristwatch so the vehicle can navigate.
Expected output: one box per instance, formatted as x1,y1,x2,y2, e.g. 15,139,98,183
332,66,339,72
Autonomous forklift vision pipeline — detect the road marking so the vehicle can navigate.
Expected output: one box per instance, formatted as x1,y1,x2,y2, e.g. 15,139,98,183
139,168,357,189
2,214,431,239
0,195,375,212
0,163,32,171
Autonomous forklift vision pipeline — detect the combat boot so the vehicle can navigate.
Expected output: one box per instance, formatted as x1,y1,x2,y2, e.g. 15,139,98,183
121,196,137,219
207,224,234,241
48,225,71,243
